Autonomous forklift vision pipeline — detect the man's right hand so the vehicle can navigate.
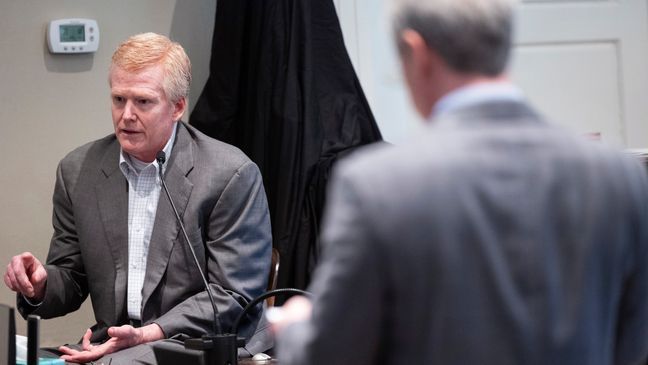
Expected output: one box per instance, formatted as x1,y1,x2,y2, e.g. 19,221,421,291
4,252,47,302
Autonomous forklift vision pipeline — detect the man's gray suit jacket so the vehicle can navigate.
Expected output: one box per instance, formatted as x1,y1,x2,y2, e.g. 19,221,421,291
18,122,272,347
277,100,648,365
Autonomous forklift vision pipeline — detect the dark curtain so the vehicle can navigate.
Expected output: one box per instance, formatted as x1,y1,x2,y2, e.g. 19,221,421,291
190,0,382,293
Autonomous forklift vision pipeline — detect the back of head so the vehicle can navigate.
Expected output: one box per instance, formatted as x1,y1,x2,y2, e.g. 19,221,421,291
390,0,517,76
110,32,191,103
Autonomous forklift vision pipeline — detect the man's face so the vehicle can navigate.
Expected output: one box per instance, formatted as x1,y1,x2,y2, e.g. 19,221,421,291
110,64,186,162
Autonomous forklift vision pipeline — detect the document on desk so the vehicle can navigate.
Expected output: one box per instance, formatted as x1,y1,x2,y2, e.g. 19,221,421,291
15,360,63,365
15,335,64,365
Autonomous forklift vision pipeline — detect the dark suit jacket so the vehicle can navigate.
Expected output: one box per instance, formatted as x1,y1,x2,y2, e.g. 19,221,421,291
19,123,272,347
277,100,648,364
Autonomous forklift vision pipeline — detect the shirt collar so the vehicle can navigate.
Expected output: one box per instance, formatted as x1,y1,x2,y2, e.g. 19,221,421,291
430,82,525,122
119,122,178,177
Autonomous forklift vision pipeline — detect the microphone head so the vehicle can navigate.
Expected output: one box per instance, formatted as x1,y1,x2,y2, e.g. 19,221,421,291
156,151,166,165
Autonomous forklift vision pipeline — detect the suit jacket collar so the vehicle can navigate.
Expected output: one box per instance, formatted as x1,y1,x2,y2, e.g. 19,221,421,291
95,123,196,323
141,123,195,318
433,99,544,130
432,82,525,119
96,138,129,323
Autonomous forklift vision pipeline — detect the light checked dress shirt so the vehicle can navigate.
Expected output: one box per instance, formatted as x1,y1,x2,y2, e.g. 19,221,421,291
119,123,176,320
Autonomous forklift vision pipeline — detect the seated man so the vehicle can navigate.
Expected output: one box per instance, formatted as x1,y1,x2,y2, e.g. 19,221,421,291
3,32,272,364
272,0,648,364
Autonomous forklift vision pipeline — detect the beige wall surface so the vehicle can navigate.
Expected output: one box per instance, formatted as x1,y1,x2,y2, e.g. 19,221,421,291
0,0,216,346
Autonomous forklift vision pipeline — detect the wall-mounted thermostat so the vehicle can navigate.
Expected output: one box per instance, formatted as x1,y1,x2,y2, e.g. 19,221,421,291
47,18,99,54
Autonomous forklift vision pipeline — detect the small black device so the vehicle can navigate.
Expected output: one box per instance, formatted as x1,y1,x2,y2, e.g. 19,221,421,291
26,315,39,365
0,304,16,365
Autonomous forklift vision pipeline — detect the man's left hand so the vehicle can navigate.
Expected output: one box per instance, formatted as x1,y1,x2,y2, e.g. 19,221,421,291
58,323,165,363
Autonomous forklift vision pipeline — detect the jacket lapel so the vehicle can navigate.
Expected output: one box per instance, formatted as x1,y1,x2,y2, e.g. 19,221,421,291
141,124,195,316
95,139,129,323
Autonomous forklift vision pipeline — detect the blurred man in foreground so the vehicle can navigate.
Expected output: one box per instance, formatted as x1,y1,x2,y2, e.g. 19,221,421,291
4,33,272,363
272,0,648,364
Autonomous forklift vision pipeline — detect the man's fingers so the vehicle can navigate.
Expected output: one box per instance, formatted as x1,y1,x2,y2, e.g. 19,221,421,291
81,329,93,350
107,325,144,349
5,268,18,292
58,325,140,363
24,255,46,281
58,345,80,356
57,326,140,363
59,344,105,363
10,259,30,287
22,253,39,272
60,352,97,363
3,269,15,291
30,266,47,285
107,324,135,338
4,253,47,299
8,261,33,296
10,254,36,296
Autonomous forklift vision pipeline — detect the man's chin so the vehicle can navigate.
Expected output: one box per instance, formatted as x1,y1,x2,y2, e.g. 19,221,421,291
117,136,140,151
120,145,148,161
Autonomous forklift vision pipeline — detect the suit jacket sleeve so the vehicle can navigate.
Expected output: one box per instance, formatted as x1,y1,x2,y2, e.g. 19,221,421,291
153,160,272,338
614,155,648,365
277,162,384,365
18,161,89,319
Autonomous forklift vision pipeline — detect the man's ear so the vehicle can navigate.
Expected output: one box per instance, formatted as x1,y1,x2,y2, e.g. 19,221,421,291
400,29,435,81
172,97,187,122
399,29,441,117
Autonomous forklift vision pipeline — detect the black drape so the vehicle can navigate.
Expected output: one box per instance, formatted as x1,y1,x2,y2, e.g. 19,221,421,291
190,0,382,292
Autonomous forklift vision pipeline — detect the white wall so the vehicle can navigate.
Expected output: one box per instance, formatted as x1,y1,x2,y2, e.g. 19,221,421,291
0,0,216,346
335,0,648,148
334,0,424,144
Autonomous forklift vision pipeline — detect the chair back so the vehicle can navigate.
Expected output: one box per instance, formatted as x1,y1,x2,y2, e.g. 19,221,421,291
267,248,280,306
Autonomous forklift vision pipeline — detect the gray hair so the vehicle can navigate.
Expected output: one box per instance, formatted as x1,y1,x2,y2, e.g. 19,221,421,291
390,0,517,75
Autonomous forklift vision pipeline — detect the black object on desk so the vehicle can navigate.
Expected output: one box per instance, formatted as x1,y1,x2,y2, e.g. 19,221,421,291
0,304,16,365
26,315,39,365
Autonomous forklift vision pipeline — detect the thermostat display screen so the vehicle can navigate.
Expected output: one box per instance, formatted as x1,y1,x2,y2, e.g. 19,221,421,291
59,24,85,42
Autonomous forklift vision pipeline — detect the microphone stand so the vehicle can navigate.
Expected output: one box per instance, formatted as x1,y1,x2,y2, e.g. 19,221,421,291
156,151,239,365
231,288,311,335
153,151,310,364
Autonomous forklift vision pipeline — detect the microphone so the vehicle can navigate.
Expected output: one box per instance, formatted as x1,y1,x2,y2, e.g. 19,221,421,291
155,151,238,365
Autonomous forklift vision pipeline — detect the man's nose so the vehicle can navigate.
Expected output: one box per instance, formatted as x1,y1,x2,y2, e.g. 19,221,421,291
123,101,136,121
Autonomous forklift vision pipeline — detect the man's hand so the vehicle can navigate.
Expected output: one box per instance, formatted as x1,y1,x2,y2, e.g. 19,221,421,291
59,324,165,363
268,295,313,334
4,252,47,301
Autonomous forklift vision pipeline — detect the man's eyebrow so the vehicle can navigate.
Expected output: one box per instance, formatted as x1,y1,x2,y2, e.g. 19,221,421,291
110,90,158,98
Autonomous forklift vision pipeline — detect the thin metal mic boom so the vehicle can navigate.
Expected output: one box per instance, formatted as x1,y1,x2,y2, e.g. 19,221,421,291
156,150,223,335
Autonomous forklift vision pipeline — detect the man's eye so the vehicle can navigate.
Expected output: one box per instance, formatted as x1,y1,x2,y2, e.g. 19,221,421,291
113,96,124,103
138,99,150,105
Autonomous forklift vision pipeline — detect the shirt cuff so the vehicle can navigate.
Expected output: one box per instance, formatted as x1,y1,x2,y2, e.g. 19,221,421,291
22,294,43,307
